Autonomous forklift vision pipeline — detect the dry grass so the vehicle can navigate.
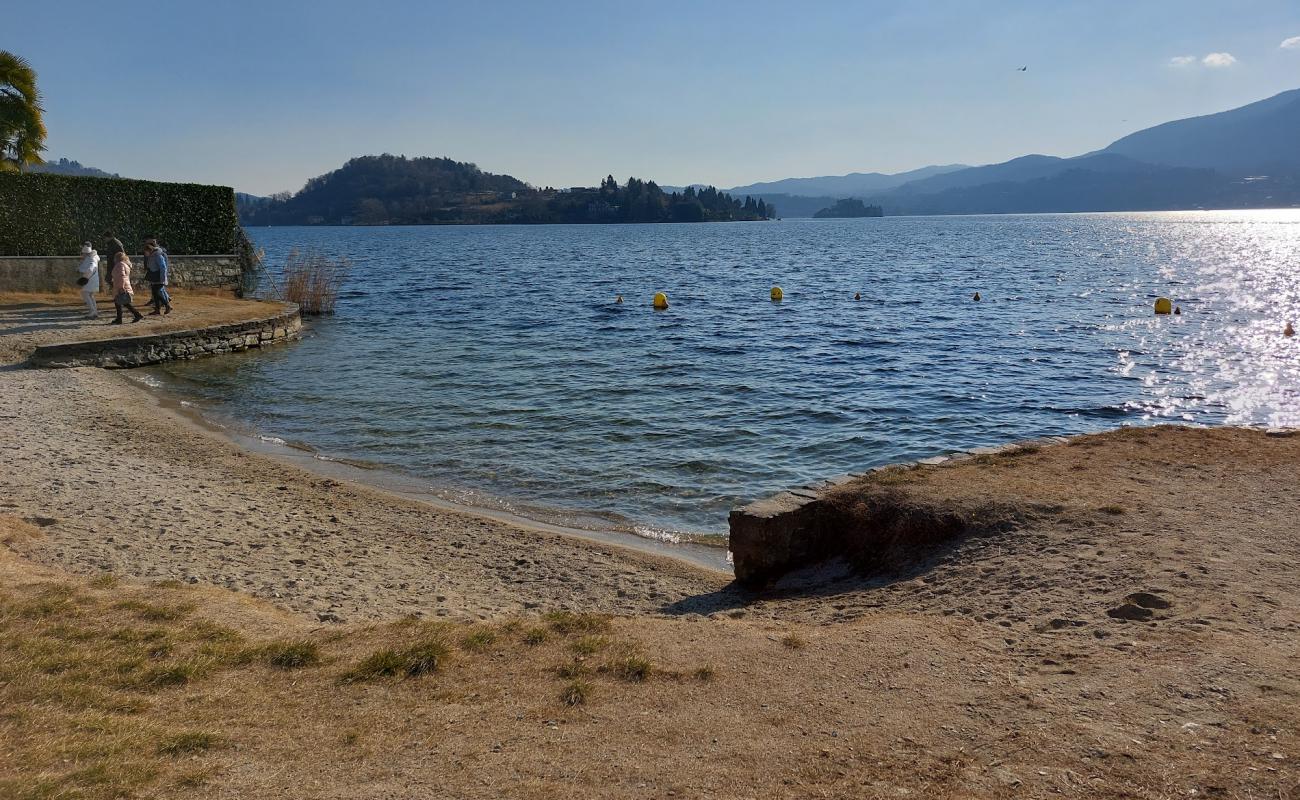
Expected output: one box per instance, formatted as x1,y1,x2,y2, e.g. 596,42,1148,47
275,248,351,315
0,563,680,799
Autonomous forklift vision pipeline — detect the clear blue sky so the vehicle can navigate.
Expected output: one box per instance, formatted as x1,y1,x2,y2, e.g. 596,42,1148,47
19,0,1300,195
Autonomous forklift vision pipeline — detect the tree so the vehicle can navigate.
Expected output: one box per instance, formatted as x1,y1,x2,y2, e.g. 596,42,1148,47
0,51,46,172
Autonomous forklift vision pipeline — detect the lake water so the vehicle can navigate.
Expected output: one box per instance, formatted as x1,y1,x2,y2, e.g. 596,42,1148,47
145,212,1300,541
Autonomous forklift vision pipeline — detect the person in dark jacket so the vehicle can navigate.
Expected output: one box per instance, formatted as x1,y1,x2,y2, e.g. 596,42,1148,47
101,232,125,296
143,238,172,315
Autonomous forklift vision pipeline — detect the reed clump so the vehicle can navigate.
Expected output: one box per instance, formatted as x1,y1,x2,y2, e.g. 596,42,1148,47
278,247,351,315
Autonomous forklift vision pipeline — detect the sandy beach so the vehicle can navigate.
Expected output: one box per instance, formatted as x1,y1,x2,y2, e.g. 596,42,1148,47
3,298,1299,798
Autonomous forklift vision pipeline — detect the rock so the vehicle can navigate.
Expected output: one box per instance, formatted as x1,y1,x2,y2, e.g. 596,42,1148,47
1125,591,1172,610
1106,603,1154,621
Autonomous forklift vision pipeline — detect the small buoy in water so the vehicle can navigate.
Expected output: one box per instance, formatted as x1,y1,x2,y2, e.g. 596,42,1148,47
854,292,861,301
770,286,783,302
1174,306,1181,315
615,295,623,304
1286,321,1296,337
1154,297,1173,315
652,292,669,310
973,292,981,301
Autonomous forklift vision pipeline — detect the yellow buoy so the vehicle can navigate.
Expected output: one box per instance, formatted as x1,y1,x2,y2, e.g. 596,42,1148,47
973,292,981,301
1154,297,1173,315
770,286,783,302
652,292,669,310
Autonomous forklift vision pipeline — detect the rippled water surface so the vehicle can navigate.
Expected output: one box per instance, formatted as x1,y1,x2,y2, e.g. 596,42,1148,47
148,212,1300,538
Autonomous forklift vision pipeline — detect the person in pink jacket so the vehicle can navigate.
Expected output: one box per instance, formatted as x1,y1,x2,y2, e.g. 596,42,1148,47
110,252,144,324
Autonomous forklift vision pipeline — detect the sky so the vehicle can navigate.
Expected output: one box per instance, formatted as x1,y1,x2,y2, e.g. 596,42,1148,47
17,0,1300,195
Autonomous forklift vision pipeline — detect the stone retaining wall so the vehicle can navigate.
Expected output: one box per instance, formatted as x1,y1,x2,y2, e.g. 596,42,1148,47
727,436,1076,587
27,304,301,369
0,255,242,293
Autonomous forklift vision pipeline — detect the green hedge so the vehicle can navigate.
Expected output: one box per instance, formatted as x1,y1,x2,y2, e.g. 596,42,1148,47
0,171,240,256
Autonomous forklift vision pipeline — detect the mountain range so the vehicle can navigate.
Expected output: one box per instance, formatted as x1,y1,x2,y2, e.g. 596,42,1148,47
739,88,1300,216
41,88,1300,220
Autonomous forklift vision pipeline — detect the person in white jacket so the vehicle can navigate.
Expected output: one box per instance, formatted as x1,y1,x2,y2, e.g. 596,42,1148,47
76,242,100,319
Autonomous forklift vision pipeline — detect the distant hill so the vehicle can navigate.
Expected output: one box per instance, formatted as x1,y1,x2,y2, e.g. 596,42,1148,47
721,88,1300,216
25,157,118,178
741,193,837,218
240,155,771,226
726,164,968,198
1099,88,1300,174
838,88,1300,215
813,199,884,218
867,165,1299,216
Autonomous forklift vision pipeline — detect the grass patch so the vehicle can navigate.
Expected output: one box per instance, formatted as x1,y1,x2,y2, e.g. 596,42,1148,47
569,635,608,656
781,633,806,650
694,664,716,682
341,637,449,682
113,599,194,622
256,639,321,670
136,661,206,689
544,610,610,635
553,660,588,680
1099,504,1127,515
460,628,496,652
559,680,590,707
157,731,222,756
18,584,80,617
522,627,549,646
88,573,119,589
606,653,653,682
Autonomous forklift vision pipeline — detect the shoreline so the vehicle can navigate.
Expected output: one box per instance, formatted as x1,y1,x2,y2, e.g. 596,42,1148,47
128,369,733,574
0,358,736,623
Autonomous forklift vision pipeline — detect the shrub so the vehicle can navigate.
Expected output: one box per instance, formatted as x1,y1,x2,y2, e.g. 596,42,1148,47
0,171,240,256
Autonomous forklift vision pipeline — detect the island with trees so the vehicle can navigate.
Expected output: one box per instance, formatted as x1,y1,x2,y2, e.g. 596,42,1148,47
238,155,772,226
813,198,884,218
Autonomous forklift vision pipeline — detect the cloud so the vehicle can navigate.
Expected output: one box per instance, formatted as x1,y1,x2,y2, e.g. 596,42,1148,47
1202,52,1237,68
1282,36,1300,50
1168,55,1197,67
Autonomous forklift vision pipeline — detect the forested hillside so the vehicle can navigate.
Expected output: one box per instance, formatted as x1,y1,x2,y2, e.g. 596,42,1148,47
239,155,770,225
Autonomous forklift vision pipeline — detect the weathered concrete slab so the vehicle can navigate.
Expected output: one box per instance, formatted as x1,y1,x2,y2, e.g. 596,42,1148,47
27,304,301,369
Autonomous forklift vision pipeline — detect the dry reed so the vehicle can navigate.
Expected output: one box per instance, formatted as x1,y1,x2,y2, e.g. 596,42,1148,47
278,248,350,315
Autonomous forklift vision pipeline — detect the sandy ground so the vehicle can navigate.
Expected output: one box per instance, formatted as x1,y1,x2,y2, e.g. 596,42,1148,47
2,302,1298,798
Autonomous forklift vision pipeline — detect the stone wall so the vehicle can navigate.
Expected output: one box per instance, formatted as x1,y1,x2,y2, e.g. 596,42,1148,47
727,437,1075,587
27,305,301,369
0,255,242,293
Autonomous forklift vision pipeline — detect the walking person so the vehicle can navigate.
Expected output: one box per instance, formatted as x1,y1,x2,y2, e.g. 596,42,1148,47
101,231,125,296
143,238,172,315
76,241,100,319
110,252,144,324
